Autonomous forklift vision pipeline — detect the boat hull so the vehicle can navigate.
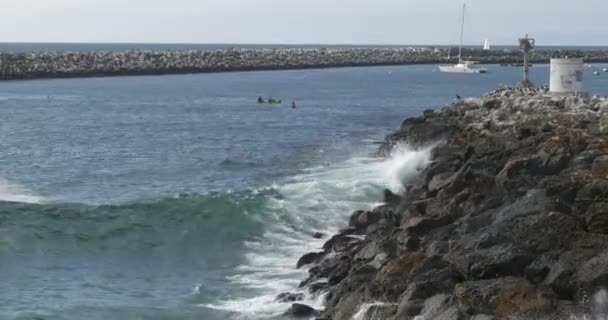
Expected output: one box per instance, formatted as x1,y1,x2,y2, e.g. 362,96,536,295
438,65,487,73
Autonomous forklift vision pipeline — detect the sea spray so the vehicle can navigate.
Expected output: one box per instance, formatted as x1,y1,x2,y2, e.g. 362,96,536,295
380,142,434,193
352,302,396,320
205,145,435,318
593,289,608,320
0,177,44,203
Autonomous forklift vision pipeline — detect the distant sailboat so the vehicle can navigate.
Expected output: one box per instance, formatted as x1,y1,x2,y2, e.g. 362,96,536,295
438,2,487,74
483,38,491,50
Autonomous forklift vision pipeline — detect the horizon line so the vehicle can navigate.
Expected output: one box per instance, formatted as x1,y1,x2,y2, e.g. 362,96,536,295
0,41,606,48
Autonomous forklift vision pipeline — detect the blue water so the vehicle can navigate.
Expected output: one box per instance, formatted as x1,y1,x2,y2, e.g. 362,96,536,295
1,64,608,320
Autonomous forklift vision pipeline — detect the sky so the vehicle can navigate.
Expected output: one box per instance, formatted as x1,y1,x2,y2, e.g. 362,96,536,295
1,0,607,45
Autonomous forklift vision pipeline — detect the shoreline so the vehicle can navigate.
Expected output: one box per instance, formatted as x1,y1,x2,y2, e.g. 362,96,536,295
286,85,608,319
2,48,608,81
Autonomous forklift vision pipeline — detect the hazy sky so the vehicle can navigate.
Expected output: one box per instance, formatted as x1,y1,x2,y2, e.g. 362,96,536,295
2,0,607,45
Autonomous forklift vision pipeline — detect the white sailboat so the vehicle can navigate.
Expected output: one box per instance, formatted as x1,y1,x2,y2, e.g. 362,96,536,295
439,3,487,74
483,38,491,50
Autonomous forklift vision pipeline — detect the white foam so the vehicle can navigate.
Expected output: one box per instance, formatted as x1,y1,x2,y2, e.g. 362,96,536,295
204,144,433,318
352,302,395,320
0,177,44,204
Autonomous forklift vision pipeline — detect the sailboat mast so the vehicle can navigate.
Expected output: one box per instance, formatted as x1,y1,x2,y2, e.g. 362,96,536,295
458,2,466,62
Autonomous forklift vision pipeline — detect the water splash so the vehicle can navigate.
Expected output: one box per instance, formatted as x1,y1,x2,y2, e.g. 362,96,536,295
352,302,395,320
593,289,608,320
204,145,434,318
0,177,44,203
380,142,434,193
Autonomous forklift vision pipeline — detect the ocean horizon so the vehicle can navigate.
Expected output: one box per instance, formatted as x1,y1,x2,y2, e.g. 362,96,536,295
0,42,607,53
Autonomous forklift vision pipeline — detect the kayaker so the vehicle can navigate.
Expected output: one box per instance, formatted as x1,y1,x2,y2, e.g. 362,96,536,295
268,96,273,103
292,100,296,109
258,96,264,103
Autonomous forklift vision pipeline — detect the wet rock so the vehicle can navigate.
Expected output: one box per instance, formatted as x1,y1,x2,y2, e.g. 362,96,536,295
313,232,325,239
361,304,398,319
428,172,455,192
495,278,557,319
297,252,325,268
307,281,329,294
284,303,320,318
305,86,608,320
584,202,608,234
404,213,458,237
276,292,305,303
395,299,425,318
349,210,383,230
413,294,465,320
575,252,608,293
399,264,463,302
322,229,362,252
592,155,608,179
368,254,427,302
384,189,403,205
470,315,495,320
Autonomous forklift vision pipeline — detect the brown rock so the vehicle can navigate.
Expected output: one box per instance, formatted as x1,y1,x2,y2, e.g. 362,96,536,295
585,202,608,234
495,278,556,320
380,253,427,275
592,155,608,179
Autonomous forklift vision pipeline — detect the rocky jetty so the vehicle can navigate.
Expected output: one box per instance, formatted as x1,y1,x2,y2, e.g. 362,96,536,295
1,47,608,80
295,86,608,319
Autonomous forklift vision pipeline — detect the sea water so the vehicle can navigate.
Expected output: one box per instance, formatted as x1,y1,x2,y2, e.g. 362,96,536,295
1,64,608,320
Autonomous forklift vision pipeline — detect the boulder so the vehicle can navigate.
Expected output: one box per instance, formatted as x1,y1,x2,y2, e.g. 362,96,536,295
592,155,608,179
313,232,325,239
454,277,523,315
276,292,305,303
284,303,321,318
322,229,362,252
585,202,608,234
349,210,383,230
359,304,398,319
453,277,556,318
428,172,455,192
575,252,608,294
367,254,426,302
297,252,325,268
384,189,403,205
413,294,465,320
399,265,463,302
495,278,557,320
470,315,496,320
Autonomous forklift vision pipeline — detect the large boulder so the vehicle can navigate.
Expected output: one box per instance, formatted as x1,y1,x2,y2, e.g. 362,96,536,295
453,277,555,317
349,210,385,230
495,278,557,320
410,294,465,320
284,303,321,318
297,252,325,268
276,292,305,303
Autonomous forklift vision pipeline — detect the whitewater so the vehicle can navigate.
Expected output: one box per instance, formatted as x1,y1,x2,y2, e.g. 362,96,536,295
0,143,432,320
202,143,433,318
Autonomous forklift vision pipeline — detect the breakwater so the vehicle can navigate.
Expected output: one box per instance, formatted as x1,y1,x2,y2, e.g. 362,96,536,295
286,86,608,319
2,47,608,80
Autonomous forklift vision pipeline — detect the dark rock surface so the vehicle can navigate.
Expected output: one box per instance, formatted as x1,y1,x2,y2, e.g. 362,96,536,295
276,292,305,303
283,303,321,318
293,86,608,320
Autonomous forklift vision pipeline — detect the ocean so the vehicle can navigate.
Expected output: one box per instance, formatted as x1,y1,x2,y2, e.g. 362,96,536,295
1,64,608,320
